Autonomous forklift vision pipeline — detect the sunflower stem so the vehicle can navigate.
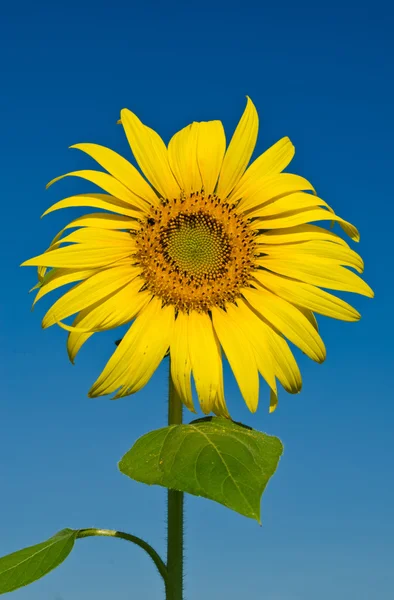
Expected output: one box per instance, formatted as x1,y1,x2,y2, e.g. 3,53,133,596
166,365,184,600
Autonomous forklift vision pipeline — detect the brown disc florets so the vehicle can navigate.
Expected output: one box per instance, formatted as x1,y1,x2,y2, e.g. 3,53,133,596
134,191,256,312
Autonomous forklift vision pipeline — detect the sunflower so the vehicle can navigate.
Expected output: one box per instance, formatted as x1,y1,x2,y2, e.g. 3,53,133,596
22,98,373,416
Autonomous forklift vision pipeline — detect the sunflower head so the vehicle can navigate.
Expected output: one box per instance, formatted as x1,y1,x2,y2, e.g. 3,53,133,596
22,97,373,417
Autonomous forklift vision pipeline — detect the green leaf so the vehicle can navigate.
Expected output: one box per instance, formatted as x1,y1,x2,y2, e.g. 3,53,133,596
119,417,283,522
0,528,78,594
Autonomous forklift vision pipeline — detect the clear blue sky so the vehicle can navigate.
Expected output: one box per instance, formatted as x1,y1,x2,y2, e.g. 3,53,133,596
1,0,393,598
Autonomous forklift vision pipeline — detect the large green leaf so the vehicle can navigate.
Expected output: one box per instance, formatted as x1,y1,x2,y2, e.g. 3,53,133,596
119,417,283,522
0,528,77,594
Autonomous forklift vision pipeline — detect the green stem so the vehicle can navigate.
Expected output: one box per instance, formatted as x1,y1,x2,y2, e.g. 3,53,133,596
77,528,167,582
166,367,184,600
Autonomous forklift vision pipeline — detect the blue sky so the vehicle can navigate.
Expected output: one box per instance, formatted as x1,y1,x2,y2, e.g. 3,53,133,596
1,0,393,598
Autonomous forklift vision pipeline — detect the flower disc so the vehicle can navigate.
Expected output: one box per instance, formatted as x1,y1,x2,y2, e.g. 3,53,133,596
135,192,255,312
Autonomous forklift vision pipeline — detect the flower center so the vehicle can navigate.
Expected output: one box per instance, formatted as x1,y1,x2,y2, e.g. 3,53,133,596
135,191,255,312
162,213,231,279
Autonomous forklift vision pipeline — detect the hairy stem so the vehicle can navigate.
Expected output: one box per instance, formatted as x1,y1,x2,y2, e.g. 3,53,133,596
166,368,184,600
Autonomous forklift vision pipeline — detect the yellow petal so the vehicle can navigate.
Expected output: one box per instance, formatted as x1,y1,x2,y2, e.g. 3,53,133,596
250,207,360,241
22,244,135,269
196,121,226,194
168,123,202,194
256,240,364,273
121,109,180,200
257,256,373,297
265,330,302,394
42,194,141,219
296,306,318,330
67,281,151,363
47,170,149,212
37,266,47,283
89,298,174,397
59,227,136,247
249,192,331,219
217,97,259,199
255,224,349,247
238,173,316,213
114,301,174,396
265,336,301,394
49,230,65,247
42,266,140,328
70,143,158,206
211,364,230,418
33,267,97,305
243,287,326,363
188,311,222,414
211,305,259,412
229,137,295,202
170,311,195,413
30,230,73,284
226,301,278,401
63,213,141,231
240,297,302,394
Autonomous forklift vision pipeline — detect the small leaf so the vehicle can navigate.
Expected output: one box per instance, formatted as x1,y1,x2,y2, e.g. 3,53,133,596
0,528,78,594
119,417,283,522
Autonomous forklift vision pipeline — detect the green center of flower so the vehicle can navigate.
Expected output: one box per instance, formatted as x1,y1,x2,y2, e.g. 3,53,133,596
162,213,231,278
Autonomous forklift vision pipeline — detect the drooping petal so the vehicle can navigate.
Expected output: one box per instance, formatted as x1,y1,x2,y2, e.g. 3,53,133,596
42,194,141,219
121,109,180,200
238,173,316,213
249,207,360,241
217,97,259,199
47,170,149,212
196,121,226,194
229,137,295,202
42,266,141,328
89,298,174,397
115,302,174,396
211,305,259,412
243,287,326,363
296,306,319,330
170,311,195,412
226,301,278,409
187,311,222,414
240,297,302,394
168,123,202,194
265,336,301,395
70,143,158,206
257,256,374,297
211,362,230,418
67,281,151,363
